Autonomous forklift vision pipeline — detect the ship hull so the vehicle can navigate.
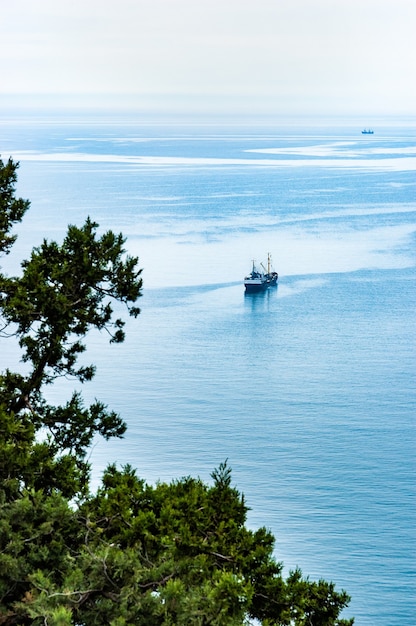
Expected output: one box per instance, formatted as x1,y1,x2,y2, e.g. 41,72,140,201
244,280,269,292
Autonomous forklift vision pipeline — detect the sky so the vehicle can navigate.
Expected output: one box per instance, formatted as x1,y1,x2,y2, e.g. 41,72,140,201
1,0,415,116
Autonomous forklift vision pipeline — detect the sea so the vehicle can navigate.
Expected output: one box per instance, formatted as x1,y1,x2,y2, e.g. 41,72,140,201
0,112,415,625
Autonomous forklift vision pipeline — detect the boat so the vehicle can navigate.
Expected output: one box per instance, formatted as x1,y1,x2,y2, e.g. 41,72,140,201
244,261,268,292
244,254,278,292
263,253,278,286
361,129,374,134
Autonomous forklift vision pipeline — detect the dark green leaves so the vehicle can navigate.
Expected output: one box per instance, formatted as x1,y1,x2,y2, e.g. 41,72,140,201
0,157,30,256
0,210,142,423
1,217,142,387
0,159,143,498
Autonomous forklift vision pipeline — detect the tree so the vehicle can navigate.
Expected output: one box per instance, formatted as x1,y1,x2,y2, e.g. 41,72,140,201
0,157,29,256
0,157,353,625
0,158,142,499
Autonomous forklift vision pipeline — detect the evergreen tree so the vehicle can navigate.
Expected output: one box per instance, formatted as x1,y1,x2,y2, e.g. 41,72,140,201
0,157,353,625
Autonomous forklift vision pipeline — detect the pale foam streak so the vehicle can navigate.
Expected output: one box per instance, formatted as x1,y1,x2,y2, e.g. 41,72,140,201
10,150,416,171
122,205,416,240
246,142,416,159
276,277,329,298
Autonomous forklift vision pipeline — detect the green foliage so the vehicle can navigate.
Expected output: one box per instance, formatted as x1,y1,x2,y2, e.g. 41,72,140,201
0,157,30,255
0,158,353,625
0,216,142,407
0,159,142,500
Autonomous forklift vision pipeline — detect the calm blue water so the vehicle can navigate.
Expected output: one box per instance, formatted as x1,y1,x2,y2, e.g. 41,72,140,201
1,115,415,624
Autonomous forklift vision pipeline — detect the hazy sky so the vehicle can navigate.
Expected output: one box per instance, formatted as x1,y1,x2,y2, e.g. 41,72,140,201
1,0,415,115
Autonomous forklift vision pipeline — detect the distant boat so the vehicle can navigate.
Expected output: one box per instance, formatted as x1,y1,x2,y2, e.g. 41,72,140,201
361,129,374,134
244,253,278,292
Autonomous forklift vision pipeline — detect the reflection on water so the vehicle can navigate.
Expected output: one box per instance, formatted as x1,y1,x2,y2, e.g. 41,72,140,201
244,285,278,311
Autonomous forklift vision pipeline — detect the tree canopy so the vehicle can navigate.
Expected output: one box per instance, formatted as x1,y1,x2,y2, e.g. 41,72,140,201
0,157,353,625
